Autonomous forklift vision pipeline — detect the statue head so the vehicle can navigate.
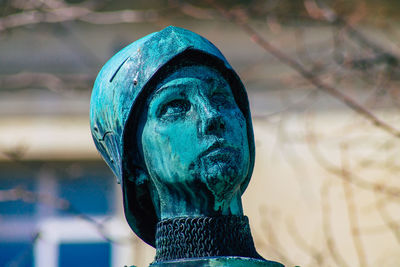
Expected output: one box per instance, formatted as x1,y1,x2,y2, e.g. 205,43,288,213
90,26,255,247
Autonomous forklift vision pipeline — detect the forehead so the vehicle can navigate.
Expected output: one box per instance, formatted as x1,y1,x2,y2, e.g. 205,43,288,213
156,65,229,90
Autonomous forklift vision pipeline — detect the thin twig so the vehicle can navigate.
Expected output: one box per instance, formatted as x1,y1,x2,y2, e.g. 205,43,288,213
321,181,350,267
259,207,294,266
0,72,93,92
0,187,131,245
0,6,158,31
340,144,367,267
376,196,400,244
286,218,324,266
206,0,400,138
305,114,400,198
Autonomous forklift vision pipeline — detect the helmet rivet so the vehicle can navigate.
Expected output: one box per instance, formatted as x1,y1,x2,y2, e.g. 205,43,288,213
133,79,138,86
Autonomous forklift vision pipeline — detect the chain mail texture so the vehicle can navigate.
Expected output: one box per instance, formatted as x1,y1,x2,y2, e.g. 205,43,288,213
154,215,262,262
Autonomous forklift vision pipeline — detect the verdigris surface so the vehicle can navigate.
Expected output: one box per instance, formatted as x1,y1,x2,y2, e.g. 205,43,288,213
90,26,284,267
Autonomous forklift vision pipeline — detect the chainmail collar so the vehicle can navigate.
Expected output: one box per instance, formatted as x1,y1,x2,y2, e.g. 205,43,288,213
154,215,262,262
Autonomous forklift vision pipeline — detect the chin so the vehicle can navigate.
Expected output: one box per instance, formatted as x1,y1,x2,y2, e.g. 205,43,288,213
204,162,247,202
188,151,248,199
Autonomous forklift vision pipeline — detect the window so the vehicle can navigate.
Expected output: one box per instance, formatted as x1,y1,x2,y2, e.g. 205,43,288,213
0,161,129,267
59,242,111,267
0,168,36,217
58,164,115,215
0,242,33,267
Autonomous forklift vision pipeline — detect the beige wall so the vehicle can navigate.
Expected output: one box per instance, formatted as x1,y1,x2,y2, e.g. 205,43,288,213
2,111,400,266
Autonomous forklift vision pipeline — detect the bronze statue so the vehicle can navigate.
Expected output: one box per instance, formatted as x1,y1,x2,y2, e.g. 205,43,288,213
90,26,283,266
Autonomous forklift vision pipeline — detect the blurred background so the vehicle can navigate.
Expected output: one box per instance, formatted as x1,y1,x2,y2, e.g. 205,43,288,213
1,0,400,266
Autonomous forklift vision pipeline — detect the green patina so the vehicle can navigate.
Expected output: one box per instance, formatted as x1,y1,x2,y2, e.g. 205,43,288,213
148,256,285,267
90,26,255,246
90,26,284,266
139,65,250,220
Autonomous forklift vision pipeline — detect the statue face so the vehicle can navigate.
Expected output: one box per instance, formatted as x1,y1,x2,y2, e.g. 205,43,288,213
140,65,250,205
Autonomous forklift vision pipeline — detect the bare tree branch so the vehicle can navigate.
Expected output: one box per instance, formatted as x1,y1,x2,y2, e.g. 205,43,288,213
376,196,400,244
206,0,400,138
259,206,295,266
321,181,350,267
340,144,367,267
305,115,400,198
0,6,158,31
0,72,93,92
287,218,325,266
0,187,131,245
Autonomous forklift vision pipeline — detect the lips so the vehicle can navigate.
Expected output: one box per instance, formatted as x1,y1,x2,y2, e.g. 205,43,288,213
198,141,237,159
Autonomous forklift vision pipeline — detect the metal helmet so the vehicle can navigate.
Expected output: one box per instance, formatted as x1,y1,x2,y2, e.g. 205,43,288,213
90,26,255,247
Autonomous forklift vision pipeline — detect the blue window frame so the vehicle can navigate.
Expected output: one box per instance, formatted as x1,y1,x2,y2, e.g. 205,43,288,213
0,242,33,267
0,169,35,216
58,242,111,267
58,164,115,215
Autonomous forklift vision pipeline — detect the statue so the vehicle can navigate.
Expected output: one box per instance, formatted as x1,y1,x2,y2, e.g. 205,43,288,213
90,26,284,267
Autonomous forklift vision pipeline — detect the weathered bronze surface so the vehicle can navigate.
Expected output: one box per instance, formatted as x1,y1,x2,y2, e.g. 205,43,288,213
150,256,284,267
90,26,283,266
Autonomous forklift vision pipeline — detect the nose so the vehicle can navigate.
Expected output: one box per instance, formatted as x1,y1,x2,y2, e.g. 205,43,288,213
203,115,226,135
200,103,226,136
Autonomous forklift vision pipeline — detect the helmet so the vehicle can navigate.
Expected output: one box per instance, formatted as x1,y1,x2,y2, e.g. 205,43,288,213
90,26,255,247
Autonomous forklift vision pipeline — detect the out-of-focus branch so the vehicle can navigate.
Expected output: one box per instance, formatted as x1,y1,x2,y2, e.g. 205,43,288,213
259,207,295,266
0,187,130,245
305,0,400,70
1,142,29,161
376,196,400,244
205,0,400,138
305,115,400,198
10,0,68,10
0,148,132,245
340,144,367,267
0,72,93,92
80,9,158,25
0,6,158,31
5,231,40,267
179,3,216,20
0,187,69,209
304,0,400,81
286,218,324,266
321,181,350,267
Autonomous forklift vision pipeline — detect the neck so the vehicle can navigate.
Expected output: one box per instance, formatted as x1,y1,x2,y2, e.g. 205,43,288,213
154,215,263,262
157,186,244,219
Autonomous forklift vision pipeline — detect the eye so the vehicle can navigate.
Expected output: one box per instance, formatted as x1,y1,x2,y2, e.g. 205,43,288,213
158,99,190,119
211,89,235,108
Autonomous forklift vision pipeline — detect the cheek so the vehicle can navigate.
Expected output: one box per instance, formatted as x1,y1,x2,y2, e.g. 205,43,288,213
146,120,201,170
226,111,250,167
227,111,248,141
142,124,170,170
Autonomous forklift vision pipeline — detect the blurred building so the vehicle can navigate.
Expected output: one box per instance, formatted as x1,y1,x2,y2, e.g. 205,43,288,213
1,1,400,266
0,20,159,266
